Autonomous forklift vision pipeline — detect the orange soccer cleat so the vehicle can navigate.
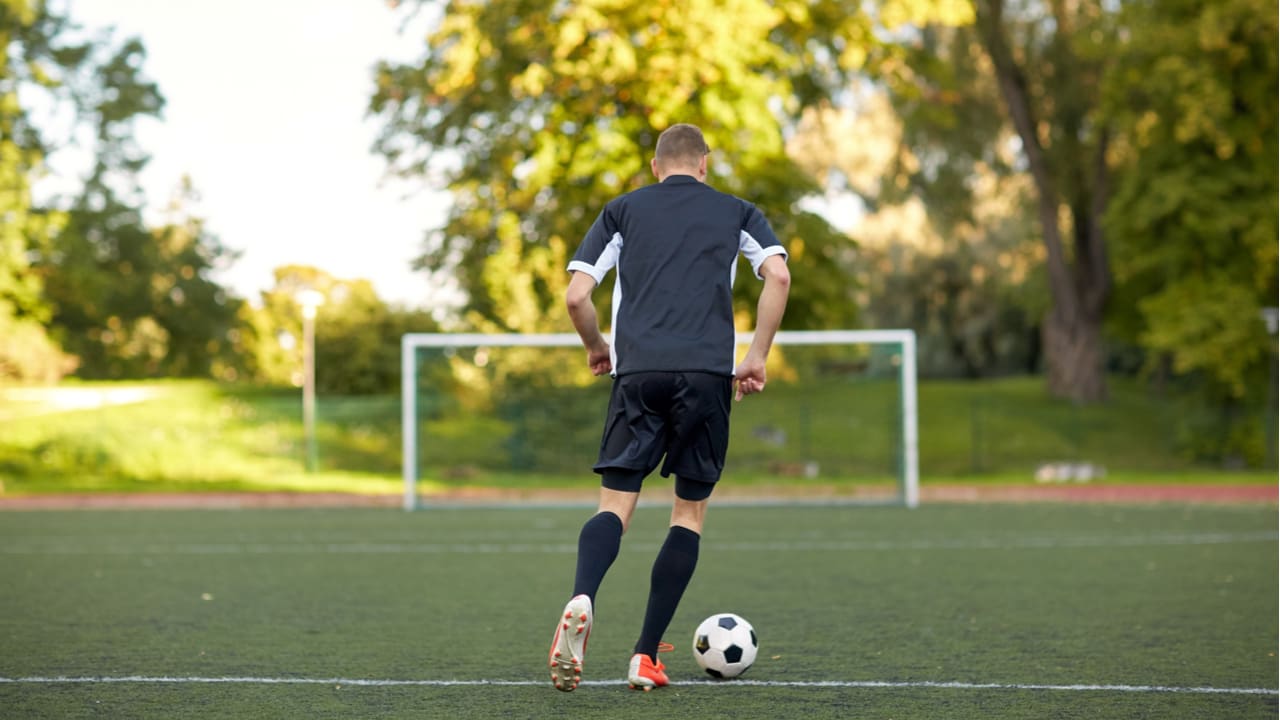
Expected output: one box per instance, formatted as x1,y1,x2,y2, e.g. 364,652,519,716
627,642,675,691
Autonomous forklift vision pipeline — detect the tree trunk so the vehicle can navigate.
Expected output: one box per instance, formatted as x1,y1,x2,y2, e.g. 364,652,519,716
1042,308,1106,403
976,0,1110,403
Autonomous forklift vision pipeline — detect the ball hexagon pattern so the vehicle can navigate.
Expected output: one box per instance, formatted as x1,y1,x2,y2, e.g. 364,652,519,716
691,613,758,679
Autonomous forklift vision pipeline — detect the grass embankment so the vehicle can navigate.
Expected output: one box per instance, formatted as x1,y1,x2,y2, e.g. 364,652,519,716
0,382,402,496
0,377,1271,496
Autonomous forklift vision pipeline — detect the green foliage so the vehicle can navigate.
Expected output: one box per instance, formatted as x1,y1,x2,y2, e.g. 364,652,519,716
794,4,1119,392
956,1,1118,400
862,247,1043,377
1103,0,1279,398
36,35,243,380
0,311,76,382
370,0,907,333
2,2,244,382
236,265,438,394
46,178,245,379
862,0,1276,406
0,0,76,380
883,23,1012,226
790,69,1045,377
314,286,437,395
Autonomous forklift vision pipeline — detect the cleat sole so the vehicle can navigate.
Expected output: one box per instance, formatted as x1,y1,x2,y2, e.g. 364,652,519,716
547,595,593,692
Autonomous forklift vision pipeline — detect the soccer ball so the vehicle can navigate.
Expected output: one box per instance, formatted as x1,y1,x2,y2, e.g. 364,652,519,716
692,613,758,679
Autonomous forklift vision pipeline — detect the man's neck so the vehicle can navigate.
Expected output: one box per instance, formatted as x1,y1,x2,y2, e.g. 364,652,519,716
658,171,700,182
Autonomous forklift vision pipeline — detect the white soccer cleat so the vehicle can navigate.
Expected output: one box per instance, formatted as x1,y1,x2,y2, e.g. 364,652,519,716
548,594,592,692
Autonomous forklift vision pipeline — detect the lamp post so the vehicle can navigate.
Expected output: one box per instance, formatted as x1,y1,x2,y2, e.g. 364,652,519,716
298,290,325,473
1263,308,1278,467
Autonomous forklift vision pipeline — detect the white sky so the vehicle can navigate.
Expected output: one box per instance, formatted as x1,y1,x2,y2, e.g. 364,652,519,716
64,0,447,308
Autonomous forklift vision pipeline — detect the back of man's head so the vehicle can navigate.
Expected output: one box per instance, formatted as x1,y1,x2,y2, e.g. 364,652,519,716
654,124,709,173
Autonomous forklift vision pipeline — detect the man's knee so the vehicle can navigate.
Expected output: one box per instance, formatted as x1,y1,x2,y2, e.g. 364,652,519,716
597,488,639,532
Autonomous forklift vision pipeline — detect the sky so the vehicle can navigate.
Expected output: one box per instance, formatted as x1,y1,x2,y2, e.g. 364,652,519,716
65,0,446,308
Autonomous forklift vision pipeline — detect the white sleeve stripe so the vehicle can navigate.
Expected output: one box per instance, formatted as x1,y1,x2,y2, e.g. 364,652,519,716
568,232,623,284
567,260,607,284
740,230,788,280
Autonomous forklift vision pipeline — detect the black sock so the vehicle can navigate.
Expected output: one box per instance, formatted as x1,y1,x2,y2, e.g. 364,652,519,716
572,511,624,604
635,525,700,661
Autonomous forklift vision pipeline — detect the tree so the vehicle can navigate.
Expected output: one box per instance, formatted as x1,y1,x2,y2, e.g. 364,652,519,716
860,0,1275,405
789,81,1044,378
369,0,940,334
146,179,244,377
971,0,1116,402
1102,0,1278,399
0,0,78,381
237,266,438,394
1099,0,1277,466
3,2,240,381
237,265,337,389
39,37,243,379
40,31,166,379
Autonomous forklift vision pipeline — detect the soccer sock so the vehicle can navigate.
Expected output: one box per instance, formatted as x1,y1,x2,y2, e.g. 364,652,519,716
572,511,624,604
635,525,700,661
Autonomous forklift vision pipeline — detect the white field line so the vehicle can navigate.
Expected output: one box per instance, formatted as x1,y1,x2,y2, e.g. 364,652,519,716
2,531,1275,555
0,676,1274,696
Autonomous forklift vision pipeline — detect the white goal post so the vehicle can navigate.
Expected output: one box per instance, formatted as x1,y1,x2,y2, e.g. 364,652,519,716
401,330,919,510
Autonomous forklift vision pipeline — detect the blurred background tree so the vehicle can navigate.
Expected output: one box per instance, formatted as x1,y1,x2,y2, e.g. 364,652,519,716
236,265,437,394
0,0,77,381
789,86,1044,379
966,0,1117,403
369,0,973,338
3,0,245,381
34,32,244,379
1103,0,1277,395
792,0,1275,405
793,0,1275,459
43,174,244,379
1102,0,1277,464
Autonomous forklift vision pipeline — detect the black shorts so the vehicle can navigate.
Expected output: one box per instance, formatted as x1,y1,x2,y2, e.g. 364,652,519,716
594,372,732,499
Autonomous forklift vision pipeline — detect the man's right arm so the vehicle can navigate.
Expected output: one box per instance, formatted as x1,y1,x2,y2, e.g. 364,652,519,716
566,270,612,376
734,254,790,400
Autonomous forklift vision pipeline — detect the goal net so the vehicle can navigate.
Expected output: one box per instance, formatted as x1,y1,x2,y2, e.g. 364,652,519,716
400,330,918,510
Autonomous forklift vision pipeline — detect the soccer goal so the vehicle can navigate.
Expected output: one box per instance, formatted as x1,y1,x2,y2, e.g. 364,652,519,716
401,330,918,510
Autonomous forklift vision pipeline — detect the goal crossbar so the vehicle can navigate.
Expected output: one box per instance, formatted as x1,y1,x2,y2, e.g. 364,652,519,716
401,330,919,510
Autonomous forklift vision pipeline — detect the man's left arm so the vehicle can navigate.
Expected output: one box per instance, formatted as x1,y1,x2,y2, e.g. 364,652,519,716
734,254,790,400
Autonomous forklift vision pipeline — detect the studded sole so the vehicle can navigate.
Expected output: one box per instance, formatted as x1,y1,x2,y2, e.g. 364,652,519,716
548,597,591,692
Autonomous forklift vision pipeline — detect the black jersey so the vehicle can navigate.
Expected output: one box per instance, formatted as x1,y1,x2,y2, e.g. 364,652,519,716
568,175,787,377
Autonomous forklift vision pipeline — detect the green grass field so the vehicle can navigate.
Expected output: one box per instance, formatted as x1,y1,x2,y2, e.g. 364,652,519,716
2,503,1275,719
0,376,1273,497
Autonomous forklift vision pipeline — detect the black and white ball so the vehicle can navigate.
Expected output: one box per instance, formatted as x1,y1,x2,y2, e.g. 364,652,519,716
692,613,758,679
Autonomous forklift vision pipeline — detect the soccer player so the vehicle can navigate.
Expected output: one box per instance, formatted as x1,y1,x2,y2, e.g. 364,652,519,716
547,123,791,692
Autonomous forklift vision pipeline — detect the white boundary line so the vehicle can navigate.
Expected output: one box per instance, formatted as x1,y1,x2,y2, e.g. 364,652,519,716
0,676,1274,696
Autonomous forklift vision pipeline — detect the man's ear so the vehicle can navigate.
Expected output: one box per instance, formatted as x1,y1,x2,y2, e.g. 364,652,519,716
651,157,660,179
698,153,708,180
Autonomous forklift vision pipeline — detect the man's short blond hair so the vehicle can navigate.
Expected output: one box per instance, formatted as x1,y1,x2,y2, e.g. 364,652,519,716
654,124,709,168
